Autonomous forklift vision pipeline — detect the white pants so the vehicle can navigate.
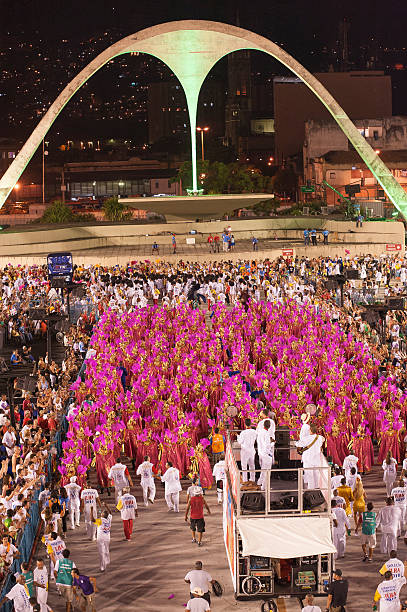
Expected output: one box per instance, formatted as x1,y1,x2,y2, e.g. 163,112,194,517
141,480,156,506
258,454,272,490
216,486,223,503
84,508,97,540
385,479,395,497
97,538,110,571
165,492,179,512
381,530,398,555
69,503,80,529
36,586,49,612
333,529,346,559
240,450,255,482
303,465,319,490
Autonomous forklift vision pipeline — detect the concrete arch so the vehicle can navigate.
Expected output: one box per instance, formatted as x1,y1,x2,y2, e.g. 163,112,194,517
1,20,406,216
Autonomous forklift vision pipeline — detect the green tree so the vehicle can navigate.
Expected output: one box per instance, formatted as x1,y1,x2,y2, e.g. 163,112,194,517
271,167,298,197
41,200,74,224
103,196,133,222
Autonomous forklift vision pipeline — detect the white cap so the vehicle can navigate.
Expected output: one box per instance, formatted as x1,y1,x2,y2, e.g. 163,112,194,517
70,476,77,483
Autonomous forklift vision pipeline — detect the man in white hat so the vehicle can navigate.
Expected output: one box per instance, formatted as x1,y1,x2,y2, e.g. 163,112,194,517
65,476,82,530
186,587,211,611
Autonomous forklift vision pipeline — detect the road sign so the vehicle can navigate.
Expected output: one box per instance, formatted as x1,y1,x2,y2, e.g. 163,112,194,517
301,186,315,193
386,244,402,251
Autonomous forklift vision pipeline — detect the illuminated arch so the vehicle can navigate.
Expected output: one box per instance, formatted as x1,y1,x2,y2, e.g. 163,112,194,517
1,20,406,215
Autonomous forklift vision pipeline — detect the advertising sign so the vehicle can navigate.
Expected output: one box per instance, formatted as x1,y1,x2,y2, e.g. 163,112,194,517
386,244,402,251
223,475,237,591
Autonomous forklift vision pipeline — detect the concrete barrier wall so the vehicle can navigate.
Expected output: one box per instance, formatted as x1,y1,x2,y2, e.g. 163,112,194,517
1,218,404,250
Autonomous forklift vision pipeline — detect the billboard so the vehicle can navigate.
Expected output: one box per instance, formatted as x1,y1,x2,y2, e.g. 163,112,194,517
223,474,237,590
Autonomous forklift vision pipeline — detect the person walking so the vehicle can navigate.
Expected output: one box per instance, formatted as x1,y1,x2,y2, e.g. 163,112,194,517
54,549,76,612
161,461,182,512
117,487,138,541
186,587,210,612
377,497,402,555
72,568,97,612
46,532,66,585
303,229,310,246
184,560,214,604
136,455,156,507
373,570,406,612
65,476,81,530
33,558,49,612
207,234,214,253
210,428,224,463
323,229,329,245
185,489,211,546
380,550,406,580
171,233,177,254
325,569,348,612
93,502,112,572
382,451,397,496
237,418,257,482
212,456,226,504
80,481,102,541
108,460,133,505
252,236,258,251
390,477,407,527
302,593,321,612
213,234,220,253
331,499,351,559
353,475,366,534
361,501,377,562
310,228,317,246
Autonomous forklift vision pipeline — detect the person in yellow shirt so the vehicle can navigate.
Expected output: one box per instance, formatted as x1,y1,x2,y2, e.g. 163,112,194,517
337,477,354,517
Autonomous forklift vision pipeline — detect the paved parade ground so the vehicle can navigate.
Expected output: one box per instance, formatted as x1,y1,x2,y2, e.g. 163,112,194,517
41,463,393,612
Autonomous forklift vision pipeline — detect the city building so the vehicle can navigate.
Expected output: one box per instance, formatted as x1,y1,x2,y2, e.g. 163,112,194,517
224,50,252,152
274,71,392,163
0,138,19,175
303,116,407,206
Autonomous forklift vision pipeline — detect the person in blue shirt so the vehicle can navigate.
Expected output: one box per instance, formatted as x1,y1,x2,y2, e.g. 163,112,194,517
323,229,329,244
252,237,258,251
311,229,317,246
303,229,309,246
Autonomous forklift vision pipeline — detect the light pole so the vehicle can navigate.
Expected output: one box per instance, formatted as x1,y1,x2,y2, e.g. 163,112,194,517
42,139,48,204
196,126,209,161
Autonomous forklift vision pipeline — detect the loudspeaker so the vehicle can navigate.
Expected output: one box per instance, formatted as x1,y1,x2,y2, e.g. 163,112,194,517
241,492,265,513
345,269,359,280
387,297,404,310
275,426,290,447
303,489,326,510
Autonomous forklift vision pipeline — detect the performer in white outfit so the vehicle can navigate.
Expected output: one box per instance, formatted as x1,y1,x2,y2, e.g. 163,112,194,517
161,461,182,512
299,413,311,444
136,455,156,507
94,503,112,572
33,558,49,612
391,478,407,528
212,458,226,504
377,497,402,555
382,452,398,497
80,481,102,540
342,453,359,481
295,423,325,489
237,419,257,482
108,460,133,504
331,500,350,559
64,476,81,530
257,420,275,490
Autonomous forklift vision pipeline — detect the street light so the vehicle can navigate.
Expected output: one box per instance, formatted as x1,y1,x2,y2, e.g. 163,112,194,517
196,126,209,161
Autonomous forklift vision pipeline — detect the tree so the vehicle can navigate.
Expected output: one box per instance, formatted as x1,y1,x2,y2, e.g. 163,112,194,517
271,167,298,197
41,200,74,224
103,196,133,222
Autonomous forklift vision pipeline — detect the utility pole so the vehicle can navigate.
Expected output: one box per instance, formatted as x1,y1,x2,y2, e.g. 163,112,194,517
42,139,45,204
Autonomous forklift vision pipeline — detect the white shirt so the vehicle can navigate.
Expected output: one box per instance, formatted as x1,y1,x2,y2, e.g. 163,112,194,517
186,599,210,612
184,569,212,593
237,428,257,452
381,558,405,580
65,482,81,506
376,576,406,611
96,514,112,540
342,454,358,476
33,566,48,589
81,488,99,509
257,429,274,456
331,475,344,490
108,463,129,489
6,583,31,612
161,467,182,494
212,460,226,482
2,431,16,457
391,486,407,507
136,461,154,483
302,606,322,612
0,542,18,563
332,507,350,534
377,506,402,535
117,493,137,520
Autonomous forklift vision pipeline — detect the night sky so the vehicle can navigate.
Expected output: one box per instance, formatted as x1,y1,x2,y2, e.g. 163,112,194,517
1,0,406,55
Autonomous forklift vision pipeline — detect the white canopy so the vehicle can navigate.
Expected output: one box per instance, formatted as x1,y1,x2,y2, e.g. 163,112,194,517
238,516,336,559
